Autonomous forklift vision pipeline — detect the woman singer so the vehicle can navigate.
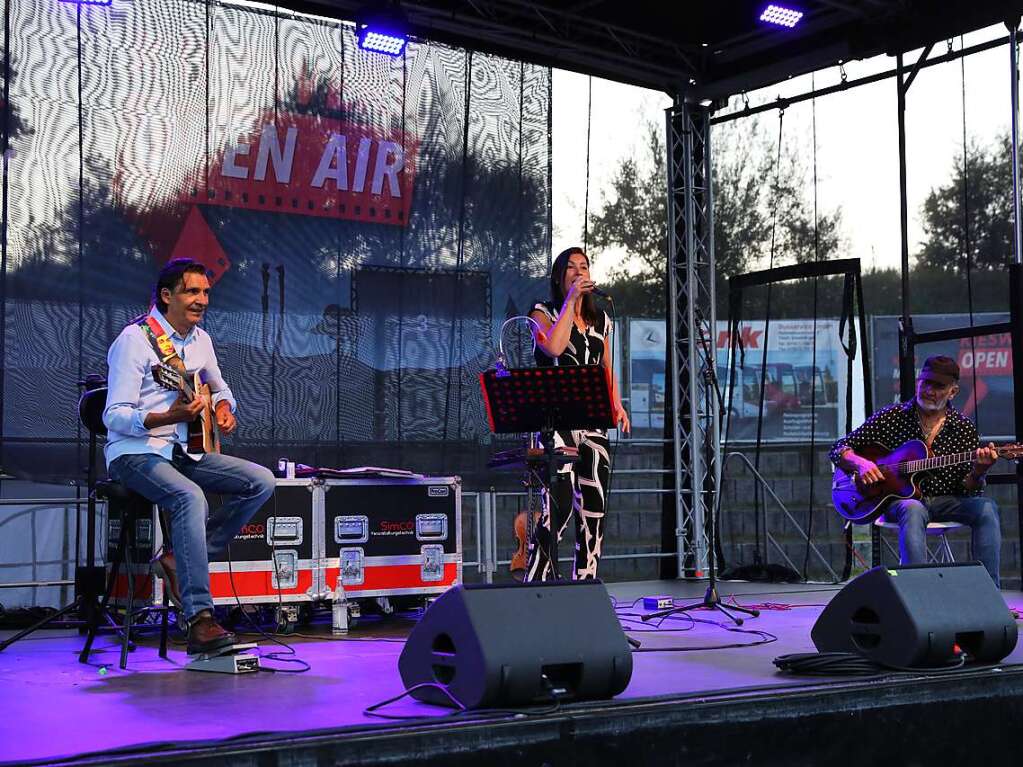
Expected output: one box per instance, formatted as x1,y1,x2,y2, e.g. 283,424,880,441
526,246,630,581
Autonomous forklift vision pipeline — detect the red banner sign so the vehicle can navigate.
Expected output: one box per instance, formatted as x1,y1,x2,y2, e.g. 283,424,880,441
957,334,1013,376
956,334,1013,416
182,113,417,227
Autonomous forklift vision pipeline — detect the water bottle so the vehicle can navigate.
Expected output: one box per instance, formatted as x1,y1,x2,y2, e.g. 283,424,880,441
331,576,348,635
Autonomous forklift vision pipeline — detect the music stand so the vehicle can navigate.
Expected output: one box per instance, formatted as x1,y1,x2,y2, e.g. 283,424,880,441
480,364,615,579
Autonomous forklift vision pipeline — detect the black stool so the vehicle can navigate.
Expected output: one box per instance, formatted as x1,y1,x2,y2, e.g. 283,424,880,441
77,384,172,669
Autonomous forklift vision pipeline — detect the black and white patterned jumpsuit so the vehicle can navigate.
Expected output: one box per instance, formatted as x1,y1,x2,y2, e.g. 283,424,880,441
526,300,613,582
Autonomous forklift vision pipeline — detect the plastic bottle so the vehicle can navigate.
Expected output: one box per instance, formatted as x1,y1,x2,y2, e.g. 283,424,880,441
331,576,348,635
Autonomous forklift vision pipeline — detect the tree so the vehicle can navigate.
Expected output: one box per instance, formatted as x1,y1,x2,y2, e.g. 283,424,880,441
588,125,667,281
918,135,1016,272
586,125,666,316
587,118,845,317
2,66,31,146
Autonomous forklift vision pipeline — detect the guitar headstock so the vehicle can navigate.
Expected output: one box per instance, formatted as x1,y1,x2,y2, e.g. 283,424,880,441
999,443,1023,461
151,363,185,393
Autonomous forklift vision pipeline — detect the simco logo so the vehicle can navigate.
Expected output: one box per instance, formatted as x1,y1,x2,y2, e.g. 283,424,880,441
377,520,414,536
427,486,450,498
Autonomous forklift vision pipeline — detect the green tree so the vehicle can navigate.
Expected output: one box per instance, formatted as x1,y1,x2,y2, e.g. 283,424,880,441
588,118,844,317
586,124,667,316
918,135,1016,271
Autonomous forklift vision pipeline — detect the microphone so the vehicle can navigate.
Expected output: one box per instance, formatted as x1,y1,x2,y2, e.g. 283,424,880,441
590,286,611,299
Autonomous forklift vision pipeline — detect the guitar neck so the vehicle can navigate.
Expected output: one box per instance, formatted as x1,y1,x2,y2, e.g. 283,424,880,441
173,369,197,401
905,448,989,474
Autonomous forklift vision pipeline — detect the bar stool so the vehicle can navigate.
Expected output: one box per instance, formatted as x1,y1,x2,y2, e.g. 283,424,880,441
874,517,967,564
77,383,172,669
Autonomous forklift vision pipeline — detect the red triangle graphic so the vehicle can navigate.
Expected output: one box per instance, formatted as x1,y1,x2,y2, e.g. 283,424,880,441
170,206,231,285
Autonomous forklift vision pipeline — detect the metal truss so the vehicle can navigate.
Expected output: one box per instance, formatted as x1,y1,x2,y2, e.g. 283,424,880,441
284,0,894,94
666,100,718,577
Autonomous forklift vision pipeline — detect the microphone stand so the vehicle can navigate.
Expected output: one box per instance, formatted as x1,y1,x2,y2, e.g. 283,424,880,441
643,327,759,626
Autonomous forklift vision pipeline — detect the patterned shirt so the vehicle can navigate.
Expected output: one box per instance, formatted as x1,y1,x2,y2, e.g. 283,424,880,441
531,301,610,368
828,400,982,497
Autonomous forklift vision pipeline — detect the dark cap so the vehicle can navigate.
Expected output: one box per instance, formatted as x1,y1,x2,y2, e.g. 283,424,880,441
918,355,959,386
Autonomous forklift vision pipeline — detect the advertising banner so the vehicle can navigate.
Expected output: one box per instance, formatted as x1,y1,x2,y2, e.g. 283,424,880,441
716,320,848,442
628,319,667,431
870,314,1014,439
628,319,856,442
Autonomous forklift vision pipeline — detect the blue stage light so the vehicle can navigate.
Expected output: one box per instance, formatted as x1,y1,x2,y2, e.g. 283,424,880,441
759,4,803,28
357,25,408,56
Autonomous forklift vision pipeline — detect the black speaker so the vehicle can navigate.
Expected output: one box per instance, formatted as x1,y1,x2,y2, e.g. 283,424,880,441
398,580,633,709
811,563,1018,667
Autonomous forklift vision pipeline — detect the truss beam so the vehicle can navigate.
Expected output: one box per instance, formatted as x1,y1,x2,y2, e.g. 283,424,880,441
666,101,718,577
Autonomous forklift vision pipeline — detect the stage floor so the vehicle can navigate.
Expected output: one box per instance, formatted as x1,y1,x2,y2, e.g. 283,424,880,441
2,579,1022,766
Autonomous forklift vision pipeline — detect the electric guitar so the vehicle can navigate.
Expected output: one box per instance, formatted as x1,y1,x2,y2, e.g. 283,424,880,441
832,439,1023,524
151,363,221,455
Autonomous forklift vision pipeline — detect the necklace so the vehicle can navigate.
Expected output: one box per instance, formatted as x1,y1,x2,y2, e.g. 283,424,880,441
917,409,945,447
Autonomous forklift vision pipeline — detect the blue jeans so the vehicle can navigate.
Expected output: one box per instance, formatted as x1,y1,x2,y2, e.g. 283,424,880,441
109,447,276,620
885,495,1001,587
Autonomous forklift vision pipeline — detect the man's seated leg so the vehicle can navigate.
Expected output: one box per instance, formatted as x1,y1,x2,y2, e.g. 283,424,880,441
885,498,930,565
110,452,236,654
151,549,183,610
929,495,1001,587
176,453,276,557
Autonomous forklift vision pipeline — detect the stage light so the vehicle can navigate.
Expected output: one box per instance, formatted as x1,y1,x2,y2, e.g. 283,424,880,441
355,3,409,56
357,26,408,56
759,4,803,28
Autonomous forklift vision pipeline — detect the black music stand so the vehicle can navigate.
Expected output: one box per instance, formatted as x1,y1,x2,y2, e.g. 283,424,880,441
480,364,615,579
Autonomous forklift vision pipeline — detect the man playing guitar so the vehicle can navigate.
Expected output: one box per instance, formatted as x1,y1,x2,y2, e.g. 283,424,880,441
104,258,275,654
830,355,1001,585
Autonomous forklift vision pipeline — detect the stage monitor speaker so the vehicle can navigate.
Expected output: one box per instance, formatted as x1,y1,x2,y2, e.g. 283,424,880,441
398,580,633,709
811,563,1018,667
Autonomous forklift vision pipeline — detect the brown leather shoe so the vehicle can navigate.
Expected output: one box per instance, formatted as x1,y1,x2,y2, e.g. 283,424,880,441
186,611,236,655
151,551,183,610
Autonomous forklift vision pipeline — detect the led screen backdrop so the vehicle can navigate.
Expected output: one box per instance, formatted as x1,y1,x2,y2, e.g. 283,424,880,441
0,0,552,481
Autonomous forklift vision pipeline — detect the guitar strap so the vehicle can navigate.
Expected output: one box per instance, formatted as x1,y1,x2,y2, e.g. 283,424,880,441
138,315,188,376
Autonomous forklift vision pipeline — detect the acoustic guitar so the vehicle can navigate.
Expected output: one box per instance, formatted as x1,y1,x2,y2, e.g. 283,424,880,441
831,439,1023,524
151,363,221,455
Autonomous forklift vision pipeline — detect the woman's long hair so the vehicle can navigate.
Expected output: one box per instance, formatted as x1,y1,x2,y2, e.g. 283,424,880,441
550,247,598,327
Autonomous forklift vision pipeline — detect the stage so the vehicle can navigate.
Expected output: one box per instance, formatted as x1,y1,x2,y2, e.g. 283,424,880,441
2,579,1022,766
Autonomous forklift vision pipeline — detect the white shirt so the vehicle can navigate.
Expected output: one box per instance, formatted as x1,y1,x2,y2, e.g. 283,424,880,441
102,307,236,467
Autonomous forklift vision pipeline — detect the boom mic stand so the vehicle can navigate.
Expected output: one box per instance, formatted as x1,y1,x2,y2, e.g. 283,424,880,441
644,331,759,626
0,377,121,652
